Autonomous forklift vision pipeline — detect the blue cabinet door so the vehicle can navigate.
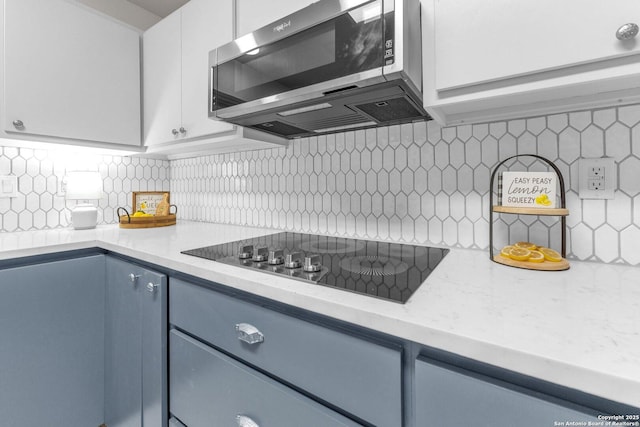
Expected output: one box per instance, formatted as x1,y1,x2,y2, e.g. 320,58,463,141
105,256,167,427
415,357,600,427
0,255,105,427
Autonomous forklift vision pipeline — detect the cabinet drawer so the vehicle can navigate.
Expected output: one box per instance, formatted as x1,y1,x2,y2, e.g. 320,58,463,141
170,278,402,427
415,357,599,427
170,330,361,427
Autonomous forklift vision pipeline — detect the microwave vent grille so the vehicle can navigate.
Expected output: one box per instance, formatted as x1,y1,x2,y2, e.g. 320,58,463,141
298,112,368,131
250,121,307,137
354,97,426,122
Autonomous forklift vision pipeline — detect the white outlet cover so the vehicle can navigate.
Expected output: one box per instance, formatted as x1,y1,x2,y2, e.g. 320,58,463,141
578,158,616,199
0,175,18,198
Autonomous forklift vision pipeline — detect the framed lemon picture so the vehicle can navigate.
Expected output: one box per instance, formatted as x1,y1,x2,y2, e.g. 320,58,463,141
132,191,170,214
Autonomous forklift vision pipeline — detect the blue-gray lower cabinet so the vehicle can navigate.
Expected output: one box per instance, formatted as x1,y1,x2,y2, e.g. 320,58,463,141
0,255,105,427
105,256,168,427
414,357,599,427
170,329,361,427
170,278,402,427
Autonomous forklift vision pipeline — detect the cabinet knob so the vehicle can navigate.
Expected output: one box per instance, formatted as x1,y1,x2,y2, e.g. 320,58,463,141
146,282,159,293
235,323,264,344
12,120,24,130
179,127,187,135
171,128,179,136
236,415,259,427
128,273,140,283
616,23,639,40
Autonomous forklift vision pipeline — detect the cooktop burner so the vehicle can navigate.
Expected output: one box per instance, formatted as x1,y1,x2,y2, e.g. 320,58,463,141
182,232,449,304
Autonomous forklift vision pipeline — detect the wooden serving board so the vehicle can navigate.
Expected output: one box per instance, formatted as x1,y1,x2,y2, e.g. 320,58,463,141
493,254,570,271
119,214,176,229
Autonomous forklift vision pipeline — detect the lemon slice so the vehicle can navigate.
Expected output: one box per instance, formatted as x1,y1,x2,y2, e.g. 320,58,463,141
539,247,562,262
514,241,537,250
500,245,514,257
528,250,545,263
508,247,531,261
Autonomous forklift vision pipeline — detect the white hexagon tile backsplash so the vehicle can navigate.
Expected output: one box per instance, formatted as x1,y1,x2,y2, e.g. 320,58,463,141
171,104,640,266
0,147,170,232
1,103,639,266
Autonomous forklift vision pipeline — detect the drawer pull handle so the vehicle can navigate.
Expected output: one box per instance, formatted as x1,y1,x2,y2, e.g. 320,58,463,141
236,415,259,427
235,323,264,344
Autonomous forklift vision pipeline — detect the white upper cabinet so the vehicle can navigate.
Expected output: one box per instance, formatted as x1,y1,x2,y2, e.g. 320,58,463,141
423,0,640,125
3,0,141,146
143,0,235,147
435,0,640,90
235,0,317,36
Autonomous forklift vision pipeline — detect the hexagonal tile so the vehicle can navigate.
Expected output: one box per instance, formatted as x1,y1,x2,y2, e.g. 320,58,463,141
434,142,449,169
507,119,525,137
414,167,428,195
581,125,604,157
426,120,442,144
604,122,631,161
371,193,383,217
498,133,517,159
414,121,427,145
449,139,465,169
371,147,383,171
401,169,414,194
593,108,616,129
619,157,640,196
569,224,593,261
537,129,559,161
620,226,640,265
558,127,581,162
428,217,443,243
4,210,18,231
458,218,474,247
420,142,435,170
376,170,389,194
488,121,507,139
435,192,449,220
395,193,408,218
618,104,640,127
407,144,421,171
407,192,421,219
450,193,465,222
441,166,457,195
441,126,456,143
457,165,473,195
606,194,632,230
412,215,428,242
594,224,618,262
569,110,592,131
19,211,33,230
366,170,377,195
389,170,401,194
473,165,490,194
517,131,537,156
442,218,458,246
581,199,606,228
388,125,401,148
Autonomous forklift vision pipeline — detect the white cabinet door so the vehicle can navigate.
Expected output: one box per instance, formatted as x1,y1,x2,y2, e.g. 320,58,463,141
3,0,141,146
143,10,182,146
434,0,640,90
180,0,234,139
235,0,317,36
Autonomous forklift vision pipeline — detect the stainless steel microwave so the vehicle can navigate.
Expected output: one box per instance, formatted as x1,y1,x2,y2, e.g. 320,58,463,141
209,0,429,139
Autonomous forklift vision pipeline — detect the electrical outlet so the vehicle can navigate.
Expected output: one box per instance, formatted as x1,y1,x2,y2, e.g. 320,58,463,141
0,176,18,198
579,158,616,199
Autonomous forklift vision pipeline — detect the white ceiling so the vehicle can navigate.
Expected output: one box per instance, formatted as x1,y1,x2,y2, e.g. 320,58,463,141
127,0,189,18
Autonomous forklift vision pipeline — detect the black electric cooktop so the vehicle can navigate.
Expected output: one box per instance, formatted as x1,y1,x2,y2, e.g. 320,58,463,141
182,232,449,304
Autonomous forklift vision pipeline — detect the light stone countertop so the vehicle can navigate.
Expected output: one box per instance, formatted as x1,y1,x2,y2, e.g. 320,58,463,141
1,220,639,407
